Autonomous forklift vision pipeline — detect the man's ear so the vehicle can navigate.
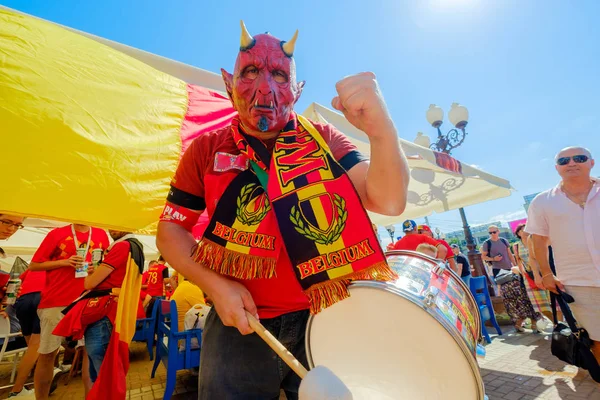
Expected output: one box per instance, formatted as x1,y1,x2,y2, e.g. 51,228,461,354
294,80,305,105
221,68,234,100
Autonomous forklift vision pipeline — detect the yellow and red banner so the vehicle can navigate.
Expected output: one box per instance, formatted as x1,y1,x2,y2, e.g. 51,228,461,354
0,9,235,233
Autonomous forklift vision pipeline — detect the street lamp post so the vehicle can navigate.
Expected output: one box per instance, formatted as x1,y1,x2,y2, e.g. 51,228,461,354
419,104,488,281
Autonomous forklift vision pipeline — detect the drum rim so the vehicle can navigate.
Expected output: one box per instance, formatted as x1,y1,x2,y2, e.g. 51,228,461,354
384,249,483,342
305,279,486,400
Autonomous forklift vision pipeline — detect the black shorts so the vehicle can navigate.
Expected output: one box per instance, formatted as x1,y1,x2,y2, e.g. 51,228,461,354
14,292,41,336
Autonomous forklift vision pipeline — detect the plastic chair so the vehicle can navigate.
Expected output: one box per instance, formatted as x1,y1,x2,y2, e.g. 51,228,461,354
470,276,502,343
151,300,202,400
133,300,160,360
0,315,28,383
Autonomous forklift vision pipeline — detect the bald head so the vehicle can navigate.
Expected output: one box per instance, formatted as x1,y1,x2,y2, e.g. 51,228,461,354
555,146,592,162
554,146,595,182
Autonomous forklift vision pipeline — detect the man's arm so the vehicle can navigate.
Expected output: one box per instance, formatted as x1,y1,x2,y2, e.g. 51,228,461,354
447,257,458,273
84,264,113,290
456,260,464,276
531,234,564,293
333,73,409,216
435,244,448,260
29,257,78,271
156,220,257,335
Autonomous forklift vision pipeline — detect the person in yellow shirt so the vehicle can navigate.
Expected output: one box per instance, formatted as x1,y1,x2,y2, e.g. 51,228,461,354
170,276,205,332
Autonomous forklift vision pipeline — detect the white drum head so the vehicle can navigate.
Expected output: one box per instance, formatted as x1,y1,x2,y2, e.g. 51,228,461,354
306,283,483,399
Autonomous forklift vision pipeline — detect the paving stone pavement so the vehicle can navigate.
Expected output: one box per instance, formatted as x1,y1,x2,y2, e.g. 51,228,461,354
0,328,598,399
479,327,600,400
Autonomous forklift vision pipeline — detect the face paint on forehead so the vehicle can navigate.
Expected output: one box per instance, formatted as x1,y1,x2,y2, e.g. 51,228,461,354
221,21,305,136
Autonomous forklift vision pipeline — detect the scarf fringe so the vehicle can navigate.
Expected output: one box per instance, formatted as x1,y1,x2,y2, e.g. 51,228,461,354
193,238,277,280
305,261,398,314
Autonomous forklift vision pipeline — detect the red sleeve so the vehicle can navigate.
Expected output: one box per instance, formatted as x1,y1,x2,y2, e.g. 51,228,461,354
312,121,368,169
438,240,454,260
142,271,149,284
31,228,60,263
169,138,206,208
102,241,130,270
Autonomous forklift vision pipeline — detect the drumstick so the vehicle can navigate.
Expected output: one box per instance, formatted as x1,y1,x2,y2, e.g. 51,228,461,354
245,311,353,400
245,311,308,378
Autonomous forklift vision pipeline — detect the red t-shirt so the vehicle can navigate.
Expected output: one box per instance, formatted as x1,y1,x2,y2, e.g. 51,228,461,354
167,120,365,318
392,233,441,252
146,263,169,297
95,241,130,291
19,270,46,295
137,290,148,319
437,239,454,261
33,226,110,309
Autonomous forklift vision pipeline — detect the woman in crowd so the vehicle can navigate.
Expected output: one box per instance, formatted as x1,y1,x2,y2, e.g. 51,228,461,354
513,224,552,331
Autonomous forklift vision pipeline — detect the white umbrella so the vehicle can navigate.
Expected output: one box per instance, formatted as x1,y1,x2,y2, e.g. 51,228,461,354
302,103,513,226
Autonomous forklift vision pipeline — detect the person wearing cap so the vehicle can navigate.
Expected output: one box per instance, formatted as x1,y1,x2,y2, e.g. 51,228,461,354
451,244,471,286
392,220,447,259
417,225,458,273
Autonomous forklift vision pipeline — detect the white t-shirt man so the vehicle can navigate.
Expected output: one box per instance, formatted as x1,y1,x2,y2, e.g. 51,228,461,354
525,179,600,287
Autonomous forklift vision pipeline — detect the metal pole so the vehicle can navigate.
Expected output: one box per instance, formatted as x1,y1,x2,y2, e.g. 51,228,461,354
459,206,496,295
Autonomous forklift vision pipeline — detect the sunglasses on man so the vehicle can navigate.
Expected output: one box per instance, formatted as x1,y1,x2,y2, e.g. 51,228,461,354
488,230,498,234
556,155,589,166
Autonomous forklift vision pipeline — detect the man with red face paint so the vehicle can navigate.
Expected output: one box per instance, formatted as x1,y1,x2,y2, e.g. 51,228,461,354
157,22,410,399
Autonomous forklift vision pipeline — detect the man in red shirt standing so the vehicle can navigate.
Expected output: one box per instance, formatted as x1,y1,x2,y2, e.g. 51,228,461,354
393,220,447,256
29,224,109,400
156,23,409,398
144,259,170,297
417,224,458,273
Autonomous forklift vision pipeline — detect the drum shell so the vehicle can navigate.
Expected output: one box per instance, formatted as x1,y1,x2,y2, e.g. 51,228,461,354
305,250,485,400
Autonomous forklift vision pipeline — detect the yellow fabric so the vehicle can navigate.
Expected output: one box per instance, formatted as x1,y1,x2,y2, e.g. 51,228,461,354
0,9,188,233
170,280,205,332
112,252,142,343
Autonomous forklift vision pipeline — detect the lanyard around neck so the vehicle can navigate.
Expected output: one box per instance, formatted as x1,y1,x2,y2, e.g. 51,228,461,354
71,225,93,255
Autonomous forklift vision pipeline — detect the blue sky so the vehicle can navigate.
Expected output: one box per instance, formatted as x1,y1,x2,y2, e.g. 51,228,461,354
4,0,599,235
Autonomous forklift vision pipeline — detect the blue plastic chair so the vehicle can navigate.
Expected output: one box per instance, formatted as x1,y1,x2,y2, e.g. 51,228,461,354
132,299,160,360
151,300,203,400
470,276,502,343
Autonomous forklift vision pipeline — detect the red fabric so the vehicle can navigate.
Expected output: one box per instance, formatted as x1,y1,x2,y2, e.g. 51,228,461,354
180,84,237,156
53,297,116,340
87,332,129,400
96,241,130,291
437,239,454,261
34,226,110,309
137,290,147,319
191,212,210,240
145,263,168,297
392,234,441,251
19,270,46,295
158,202,199,231
168,122,360,319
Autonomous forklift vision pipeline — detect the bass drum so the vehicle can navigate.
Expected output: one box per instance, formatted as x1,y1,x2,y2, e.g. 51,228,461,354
305,250,485,399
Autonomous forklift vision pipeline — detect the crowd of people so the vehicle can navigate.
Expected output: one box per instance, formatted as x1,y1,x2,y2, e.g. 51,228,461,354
0,18,598,400
0,219,208,398
386,146,599,368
